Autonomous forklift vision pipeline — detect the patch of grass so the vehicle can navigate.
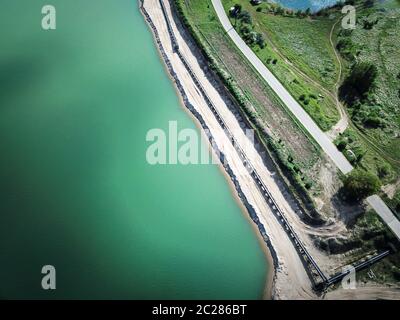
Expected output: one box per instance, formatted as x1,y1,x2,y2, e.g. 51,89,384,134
334,128,395,183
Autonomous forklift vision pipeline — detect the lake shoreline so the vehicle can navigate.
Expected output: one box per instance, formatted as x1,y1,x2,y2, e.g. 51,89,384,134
140,0,275,299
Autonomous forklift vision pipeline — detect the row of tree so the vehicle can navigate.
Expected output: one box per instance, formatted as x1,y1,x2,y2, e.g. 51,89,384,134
230,5,265,49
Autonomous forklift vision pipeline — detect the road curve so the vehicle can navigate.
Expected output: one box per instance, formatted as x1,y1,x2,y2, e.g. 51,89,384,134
211,0,400,240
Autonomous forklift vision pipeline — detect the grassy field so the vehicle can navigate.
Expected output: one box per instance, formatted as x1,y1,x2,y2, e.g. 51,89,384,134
222,0,341,131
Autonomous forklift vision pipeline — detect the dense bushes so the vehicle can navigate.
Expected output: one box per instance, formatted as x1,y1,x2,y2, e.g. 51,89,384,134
233,9,265,49
339,62,382,128
240,26,265,48
342,169,381,201
336,36,359,60
238,10,252,24
339,62,378,104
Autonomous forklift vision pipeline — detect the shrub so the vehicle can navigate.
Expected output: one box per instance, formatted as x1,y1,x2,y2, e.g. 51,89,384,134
336,139,347,151
234,4,242,13
239,10,252,24
377,163,391,178
363,18,378,30
339,62,378,104
240,25,251,35
394,191,400,214
255,33,265,48
343,169,381,201
309,93,318,99
364,0,375,8
363,114,385,128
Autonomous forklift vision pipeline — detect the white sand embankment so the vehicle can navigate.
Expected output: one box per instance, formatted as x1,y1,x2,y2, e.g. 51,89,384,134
142,0,317,299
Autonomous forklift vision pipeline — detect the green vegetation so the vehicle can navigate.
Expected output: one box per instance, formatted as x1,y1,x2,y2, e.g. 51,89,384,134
224,0,340,131
339,62,378,105
383,189,400,220
336,4,400,170
342,169,381,201
224,1,400,195
335,129,366,165
334,128,395,183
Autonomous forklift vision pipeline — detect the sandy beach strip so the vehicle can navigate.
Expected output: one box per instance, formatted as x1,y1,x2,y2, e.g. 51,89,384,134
140,0,320,299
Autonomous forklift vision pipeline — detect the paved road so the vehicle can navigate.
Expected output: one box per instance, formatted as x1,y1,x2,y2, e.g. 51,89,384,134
211,0,400,240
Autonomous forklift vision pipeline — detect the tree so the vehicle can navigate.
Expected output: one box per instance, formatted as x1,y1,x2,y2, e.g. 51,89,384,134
244,31,259,46
240,25,251,35
339,62,378,104
364,0,375,8
239,10,252,24
377,163,391,179
234,4,242,13
336,139,347,151
363,114,385,128
343,169,381,201
275,6,284,15
256,33,265,48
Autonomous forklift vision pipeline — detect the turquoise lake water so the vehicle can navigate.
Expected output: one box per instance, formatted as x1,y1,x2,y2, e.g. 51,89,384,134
0,0,267,299
275,0,339,11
